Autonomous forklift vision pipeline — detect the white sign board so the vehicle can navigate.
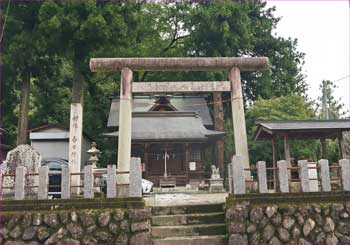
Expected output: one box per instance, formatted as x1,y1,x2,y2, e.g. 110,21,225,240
189,162,196,171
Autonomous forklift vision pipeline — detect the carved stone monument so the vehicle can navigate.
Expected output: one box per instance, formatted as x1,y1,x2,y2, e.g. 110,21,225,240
209,165,225,192
2,144,41,196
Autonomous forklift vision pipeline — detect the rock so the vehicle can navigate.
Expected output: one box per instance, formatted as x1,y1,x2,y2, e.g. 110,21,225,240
229,223,245,234
129,208,151,222
340,212,349,219
338,234,350,244
312,204,322,213
32,214,42,226
115,233,128,245
295,212,305,225
345,202,350,212
94,230,113,242
249,233,260,244
314,213,324,226
258,216,269,229
246,224,256,234
282,216,295,230
263,224,275,242
9,226,22,239
22,227,37,241
63,238,80,244
43,213,59,228
277,227,290,242
316,231,326,244
70,212,78,222
326,234,339,245
120,220,130,232
337,222,350,235
323,204,331,216
323,217,335,232
129,232,153,245
98,212,111,227
226,205,248,222
265,205,277,218
22,214,32,227
59,213,69,224
299,238,312,245
284,204,296,215
292,226,301,239
250,207,264,223
113,209,125,222
131,221,150,232
0,227,9,240
79,212,96,227
228,234,248,245
37,226,50,242
332,204,344,212
7,215,22,230
271,213,282,226
86,225,97,234
109,222,120,234
66,223,83,239
44,227,66,244
269,236,281,244
82,236,98,245
303,218,316,237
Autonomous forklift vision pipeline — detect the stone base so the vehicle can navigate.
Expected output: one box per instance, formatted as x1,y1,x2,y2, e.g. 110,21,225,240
209,179,225,193
117,185,130,197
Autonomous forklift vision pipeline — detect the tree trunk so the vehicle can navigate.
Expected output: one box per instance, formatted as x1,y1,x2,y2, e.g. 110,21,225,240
213,92,224,176
16,70,30,145
72,60,84,104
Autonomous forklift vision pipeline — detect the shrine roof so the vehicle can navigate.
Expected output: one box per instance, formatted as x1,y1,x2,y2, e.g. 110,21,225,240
104,111,225,142
254,119,350,141
107,95,213,128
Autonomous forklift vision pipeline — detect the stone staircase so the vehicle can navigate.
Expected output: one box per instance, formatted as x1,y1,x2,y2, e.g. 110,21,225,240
151,203,227,245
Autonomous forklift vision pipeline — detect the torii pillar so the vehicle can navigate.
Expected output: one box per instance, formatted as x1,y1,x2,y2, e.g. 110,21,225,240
90,57,269,182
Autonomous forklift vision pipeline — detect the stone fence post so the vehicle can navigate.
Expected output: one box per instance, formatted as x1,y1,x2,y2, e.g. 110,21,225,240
61,165,71,199
257,161,268,193
38,166,49,199
227,163,233,193
232,155,246,194
319,159,331,192
15,166,26,200
339,159,350,191
298,160,310,192
277,160,289,193
84,165,94,199
129,157,142,197
107,165,117,198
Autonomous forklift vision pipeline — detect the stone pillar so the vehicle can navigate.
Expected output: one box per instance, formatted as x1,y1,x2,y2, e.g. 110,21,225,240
213,92,225,177
227,162,233,193
229,67,250,179
339,159,350,191
68,103,83,194
117,67,133,197
319,159,331,192
61,165,71,199
232,155,246,194
298,160,310,192
257,161,268,193
107,165,117,198
38,166,49,200
277,160,289,193
129,157,142,197
283,135,292,179
15,166,26,200
84,165,94,199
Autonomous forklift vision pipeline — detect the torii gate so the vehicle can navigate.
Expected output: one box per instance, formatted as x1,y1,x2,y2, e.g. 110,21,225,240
90,57,269,196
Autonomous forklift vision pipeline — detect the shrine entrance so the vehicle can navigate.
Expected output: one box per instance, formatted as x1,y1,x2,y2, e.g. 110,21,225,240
90,57,270,196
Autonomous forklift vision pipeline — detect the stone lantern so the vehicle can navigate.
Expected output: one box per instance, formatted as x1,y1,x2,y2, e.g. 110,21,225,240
87,141,101,168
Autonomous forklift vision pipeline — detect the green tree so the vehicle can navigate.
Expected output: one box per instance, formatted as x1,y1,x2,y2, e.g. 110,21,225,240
317,80,345,119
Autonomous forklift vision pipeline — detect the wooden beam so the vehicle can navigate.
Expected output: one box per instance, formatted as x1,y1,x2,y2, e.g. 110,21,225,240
320,138,328,159
132,81,231,93
338,132,345,159
90,57,270,72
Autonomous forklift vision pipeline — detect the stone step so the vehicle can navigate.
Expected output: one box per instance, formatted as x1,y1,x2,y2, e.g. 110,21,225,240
152,203,224,216
151,212,225,226
151,223,226,238
153,235,227,245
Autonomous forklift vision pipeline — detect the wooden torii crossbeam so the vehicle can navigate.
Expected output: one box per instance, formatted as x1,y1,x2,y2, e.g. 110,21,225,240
90,57,269,195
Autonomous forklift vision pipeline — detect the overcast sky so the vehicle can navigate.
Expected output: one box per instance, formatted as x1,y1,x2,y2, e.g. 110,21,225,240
266,0,350,117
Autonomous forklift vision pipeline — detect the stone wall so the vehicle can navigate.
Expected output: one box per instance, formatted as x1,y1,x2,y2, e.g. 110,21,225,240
0,204,152,244
226,192,350,245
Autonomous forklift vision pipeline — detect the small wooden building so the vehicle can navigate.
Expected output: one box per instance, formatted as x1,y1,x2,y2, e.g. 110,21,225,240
106,95,226,187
